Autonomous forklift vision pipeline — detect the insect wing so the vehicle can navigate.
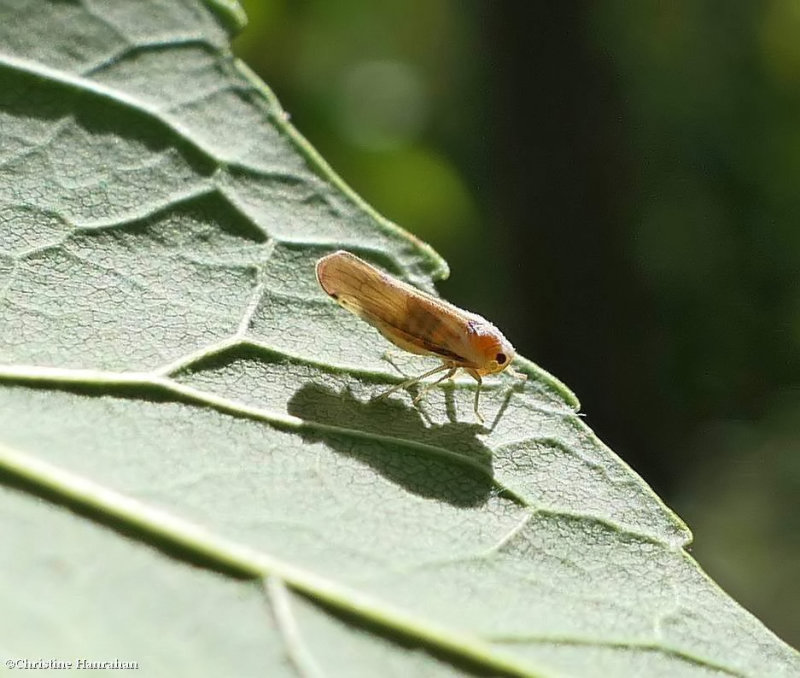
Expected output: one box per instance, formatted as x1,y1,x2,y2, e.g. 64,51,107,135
316,251,471,363
317,251,405,324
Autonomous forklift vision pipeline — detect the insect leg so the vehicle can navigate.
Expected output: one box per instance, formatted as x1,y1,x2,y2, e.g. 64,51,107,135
465,368,484,424
412,366,458,404
381,350,402,369
378,363,452,401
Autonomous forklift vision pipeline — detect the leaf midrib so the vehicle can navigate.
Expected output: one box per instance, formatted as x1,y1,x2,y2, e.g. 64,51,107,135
0,441,550,678
0,440,750,678
0,360,688,549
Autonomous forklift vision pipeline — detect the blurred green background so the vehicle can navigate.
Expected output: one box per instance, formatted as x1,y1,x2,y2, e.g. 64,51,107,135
234,0,800,647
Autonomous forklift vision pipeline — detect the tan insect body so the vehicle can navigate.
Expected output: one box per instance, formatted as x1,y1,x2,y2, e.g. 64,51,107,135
315,250,524,422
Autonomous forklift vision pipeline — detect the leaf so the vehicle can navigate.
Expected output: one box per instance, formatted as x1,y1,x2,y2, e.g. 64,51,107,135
0,2,797,677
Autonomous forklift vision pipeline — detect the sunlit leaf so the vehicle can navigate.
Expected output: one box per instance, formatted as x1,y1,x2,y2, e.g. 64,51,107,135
0,2,797,676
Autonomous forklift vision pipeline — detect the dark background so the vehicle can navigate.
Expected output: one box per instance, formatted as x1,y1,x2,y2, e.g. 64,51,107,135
235,0,800,646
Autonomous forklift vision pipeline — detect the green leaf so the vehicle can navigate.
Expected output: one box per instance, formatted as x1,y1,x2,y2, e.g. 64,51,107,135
0,2,797,677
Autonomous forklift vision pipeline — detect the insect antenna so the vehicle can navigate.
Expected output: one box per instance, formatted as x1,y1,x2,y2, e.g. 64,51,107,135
505,365,528,382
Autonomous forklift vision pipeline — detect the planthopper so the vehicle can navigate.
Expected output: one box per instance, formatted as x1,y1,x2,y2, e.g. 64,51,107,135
315,250,526,423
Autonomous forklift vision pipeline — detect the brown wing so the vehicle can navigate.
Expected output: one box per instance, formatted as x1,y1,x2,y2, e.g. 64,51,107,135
316,251,471,363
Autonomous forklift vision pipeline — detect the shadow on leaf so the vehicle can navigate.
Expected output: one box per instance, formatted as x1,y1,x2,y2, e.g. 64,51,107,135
287,383,496,508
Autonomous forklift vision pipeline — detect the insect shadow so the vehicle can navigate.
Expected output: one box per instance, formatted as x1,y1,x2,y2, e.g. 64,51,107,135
287,383,497,508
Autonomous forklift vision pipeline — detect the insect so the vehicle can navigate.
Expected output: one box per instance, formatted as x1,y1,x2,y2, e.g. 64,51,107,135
315,250,525,423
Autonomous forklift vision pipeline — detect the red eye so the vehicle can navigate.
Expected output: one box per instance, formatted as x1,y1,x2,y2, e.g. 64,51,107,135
496,352,507,364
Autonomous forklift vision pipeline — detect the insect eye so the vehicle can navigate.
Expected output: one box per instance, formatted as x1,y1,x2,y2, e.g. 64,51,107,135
495,352,507,364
